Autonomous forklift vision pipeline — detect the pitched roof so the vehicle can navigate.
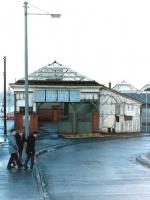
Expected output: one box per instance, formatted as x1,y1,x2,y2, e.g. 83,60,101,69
22,61,92,81
11,61,103,87
113,80,138,93
100,86,143,104
140,84,150,91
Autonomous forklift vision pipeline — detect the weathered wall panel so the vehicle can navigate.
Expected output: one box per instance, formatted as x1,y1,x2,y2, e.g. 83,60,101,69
99,89,141,133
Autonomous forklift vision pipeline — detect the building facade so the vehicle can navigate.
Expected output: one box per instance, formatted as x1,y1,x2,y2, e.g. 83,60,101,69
113,81,150,132
10,61,102,134
99,88,142,133
10,62,142,134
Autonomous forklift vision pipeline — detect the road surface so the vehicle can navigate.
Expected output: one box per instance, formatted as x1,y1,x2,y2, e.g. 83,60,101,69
38,136,150,200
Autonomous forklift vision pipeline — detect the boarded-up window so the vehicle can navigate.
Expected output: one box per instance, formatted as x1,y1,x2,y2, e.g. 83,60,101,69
124,115,132,121
116,104,120,115
19,107,33,113
116,115,119,122
64,103,69,115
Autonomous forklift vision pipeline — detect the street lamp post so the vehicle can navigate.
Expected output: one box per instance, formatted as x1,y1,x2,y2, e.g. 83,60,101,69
3,56,7,136
146,90,148,133
23,1,61,139
24,1,29,139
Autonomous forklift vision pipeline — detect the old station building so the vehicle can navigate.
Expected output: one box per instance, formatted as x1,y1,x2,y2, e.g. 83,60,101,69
10,62,142,135
10,61,102,134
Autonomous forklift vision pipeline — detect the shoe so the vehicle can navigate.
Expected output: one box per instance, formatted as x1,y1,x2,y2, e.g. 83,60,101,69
12,162,16,167
24,165,28,170
7,166,13,170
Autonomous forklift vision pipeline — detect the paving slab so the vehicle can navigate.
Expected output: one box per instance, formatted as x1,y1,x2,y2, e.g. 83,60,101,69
0,140,40,200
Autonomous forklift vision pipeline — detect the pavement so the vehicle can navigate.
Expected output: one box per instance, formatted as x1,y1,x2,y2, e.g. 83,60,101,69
0,138,40,200
61,131,150,139
0,122,71,200
0,121,150,200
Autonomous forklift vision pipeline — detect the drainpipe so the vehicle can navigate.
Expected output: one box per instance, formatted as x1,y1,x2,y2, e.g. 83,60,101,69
3,56,7,136
109,82,111,89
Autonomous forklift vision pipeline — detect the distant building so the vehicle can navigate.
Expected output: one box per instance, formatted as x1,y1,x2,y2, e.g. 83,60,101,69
140,84,150,92
99,87,142,133
113,81,138,93
0,88,14,113
113,81,150,132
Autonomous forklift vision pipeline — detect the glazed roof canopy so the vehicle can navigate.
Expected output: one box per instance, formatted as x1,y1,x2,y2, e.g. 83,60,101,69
23,61,93,81
12,61,102,87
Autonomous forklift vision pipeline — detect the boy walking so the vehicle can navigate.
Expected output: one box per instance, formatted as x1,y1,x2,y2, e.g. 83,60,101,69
24,132,37,170
7,128,21,169
15,129,26,165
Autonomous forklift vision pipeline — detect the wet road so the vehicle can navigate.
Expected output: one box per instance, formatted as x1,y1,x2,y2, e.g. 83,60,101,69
38,136,150,200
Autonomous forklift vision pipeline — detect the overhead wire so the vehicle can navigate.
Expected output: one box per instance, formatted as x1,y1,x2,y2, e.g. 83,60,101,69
28,2,50,15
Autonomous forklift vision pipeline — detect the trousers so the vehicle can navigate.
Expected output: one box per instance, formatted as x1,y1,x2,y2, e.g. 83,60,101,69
7,152,21,169
24,153,34,169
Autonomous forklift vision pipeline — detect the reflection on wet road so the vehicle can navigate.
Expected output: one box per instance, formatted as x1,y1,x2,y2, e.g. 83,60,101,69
38,136,150,200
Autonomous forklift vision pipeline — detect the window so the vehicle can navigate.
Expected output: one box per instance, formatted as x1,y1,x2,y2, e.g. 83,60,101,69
16,92,25,100
19,107,33,113
116,104,120,115
124,115,132,121
116,115,119,122
64,103,69,115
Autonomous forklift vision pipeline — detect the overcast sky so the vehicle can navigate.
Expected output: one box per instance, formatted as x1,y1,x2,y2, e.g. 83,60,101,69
0,0,150,91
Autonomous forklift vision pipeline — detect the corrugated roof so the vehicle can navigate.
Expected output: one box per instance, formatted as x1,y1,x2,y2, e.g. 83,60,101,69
101,87,143,104
124,93,150,104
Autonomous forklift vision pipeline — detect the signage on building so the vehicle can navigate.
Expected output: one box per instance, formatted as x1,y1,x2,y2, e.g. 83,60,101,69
33,89,80,102
46,90,57,102
58,90,69,102
70,90,80,102
33,90,45,102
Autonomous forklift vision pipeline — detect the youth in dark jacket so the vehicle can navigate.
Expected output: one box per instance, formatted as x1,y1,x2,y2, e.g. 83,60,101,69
7,129,21,169
15,129,26,165
24,132,37,170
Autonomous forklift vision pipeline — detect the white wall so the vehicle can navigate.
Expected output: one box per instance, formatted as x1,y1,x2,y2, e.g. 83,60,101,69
99,89,141,133
16,93,33,112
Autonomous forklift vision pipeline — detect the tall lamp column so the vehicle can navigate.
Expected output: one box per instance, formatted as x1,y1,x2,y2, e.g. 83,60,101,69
24,1,29,139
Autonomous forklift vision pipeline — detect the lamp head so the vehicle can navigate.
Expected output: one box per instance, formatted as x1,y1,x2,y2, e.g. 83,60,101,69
50,14,61,18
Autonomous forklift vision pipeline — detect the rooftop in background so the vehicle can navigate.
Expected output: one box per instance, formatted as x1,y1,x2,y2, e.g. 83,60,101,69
113,81,150,104
140,84,150,92
123,93,150,104
22,60,93,82
113,80,139,93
